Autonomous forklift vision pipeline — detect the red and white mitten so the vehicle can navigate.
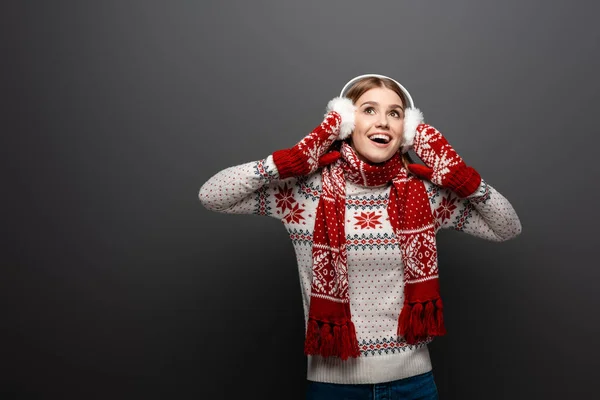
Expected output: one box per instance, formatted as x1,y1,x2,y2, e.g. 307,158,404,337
408,124,481,197
273,97,355,179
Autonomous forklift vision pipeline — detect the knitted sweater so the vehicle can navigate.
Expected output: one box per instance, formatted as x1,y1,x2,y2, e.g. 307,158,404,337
198,155,521,384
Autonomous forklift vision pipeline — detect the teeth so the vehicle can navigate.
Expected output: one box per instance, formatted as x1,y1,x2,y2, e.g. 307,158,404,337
369,134,391,143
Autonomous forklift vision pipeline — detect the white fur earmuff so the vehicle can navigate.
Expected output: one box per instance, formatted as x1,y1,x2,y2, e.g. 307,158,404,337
326,97,356,140
401,108,424,153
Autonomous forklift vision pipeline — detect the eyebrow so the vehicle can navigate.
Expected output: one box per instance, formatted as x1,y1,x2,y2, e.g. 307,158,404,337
359,101,404,111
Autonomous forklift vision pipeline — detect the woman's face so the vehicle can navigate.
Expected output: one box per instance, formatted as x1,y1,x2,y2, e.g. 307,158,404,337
350,86,405,164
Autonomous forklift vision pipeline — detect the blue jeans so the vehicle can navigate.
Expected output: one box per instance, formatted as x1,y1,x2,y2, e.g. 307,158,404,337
306,371,439,400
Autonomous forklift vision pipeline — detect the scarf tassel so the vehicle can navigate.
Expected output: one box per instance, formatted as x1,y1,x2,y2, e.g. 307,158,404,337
397,298,447,344
304,319,361,360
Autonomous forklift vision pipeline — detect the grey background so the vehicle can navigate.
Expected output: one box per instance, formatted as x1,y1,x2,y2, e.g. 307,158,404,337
2,0,599,399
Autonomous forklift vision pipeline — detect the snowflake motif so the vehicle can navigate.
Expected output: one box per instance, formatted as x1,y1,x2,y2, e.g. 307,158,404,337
283,202,305,224
333,253,349,297
311,250,330,294
354,211,382,229
301,145,321,172
415,127,462,186
435,193,458,224
430,148,461,185
401,233,438,278
275,183,296,212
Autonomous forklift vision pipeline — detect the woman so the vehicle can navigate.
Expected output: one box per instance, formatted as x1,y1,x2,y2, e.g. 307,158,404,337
198,74,521,399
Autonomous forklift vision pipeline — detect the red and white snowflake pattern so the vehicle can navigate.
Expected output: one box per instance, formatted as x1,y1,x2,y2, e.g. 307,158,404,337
354,211,383,229
283,202,305,224
435,193,458,224
275,183,296,212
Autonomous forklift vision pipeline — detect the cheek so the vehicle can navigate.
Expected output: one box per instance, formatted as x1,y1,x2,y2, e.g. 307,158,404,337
393,120,405,135
353,116,369,133
352,127,368,142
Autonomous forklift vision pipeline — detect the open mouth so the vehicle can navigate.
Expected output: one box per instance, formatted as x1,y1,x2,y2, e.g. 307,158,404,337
368,133,392,144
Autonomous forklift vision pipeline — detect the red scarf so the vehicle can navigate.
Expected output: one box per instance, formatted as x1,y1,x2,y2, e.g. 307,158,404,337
304,142,446,360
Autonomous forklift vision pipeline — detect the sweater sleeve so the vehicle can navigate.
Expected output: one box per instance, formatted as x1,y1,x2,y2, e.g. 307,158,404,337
425,179,522,242
198,155,296,220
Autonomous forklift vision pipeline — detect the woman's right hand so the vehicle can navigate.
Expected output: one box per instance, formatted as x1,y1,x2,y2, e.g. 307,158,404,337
272,97,355,179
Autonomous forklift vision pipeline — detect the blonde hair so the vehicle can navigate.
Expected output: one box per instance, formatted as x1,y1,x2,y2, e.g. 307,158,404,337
343,76,417,169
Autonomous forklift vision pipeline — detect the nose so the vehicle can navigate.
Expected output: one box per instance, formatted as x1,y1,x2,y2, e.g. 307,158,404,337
376,115,389,128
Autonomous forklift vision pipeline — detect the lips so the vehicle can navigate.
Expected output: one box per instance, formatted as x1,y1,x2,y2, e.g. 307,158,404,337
367,133,392,146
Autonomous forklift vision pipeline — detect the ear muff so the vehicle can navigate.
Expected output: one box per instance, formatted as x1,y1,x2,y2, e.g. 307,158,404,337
401,108,424,153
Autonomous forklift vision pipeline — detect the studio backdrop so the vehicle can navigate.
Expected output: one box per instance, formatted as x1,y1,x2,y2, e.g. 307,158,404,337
2,1,599,399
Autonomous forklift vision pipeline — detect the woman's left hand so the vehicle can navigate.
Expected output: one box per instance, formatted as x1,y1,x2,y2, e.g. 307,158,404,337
407,124,481,197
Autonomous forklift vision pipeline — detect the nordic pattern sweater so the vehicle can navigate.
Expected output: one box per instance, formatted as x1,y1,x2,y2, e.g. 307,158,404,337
198,155,521,384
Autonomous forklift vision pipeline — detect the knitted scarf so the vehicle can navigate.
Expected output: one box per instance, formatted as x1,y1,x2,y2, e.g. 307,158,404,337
304,142,446,360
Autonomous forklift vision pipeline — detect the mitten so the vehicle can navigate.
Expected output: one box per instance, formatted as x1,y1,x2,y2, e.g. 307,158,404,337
409,124,481,197
317,150,341,167
273,97,355,179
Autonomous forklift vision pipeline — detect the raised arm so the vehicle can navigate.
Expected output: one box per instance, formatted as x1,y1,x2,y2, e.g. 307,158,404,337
198,156,285,217
408,123,521,241
425,180,521,241
198,97,356,217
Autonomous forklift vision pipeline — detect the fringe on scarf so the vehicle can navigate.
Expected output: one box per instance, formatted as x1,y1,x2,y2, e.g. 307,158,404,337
397,298,447,344
304,319,361,360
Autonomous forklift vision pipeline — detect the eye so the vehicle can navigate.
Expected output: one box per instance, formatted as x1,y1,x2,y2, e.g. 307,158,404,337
364,107,376,115
390,110,402,118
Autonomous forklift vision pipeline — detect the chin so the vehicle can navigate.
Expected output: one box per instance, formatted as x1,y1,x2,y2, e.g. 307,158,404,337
351,140,401,165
